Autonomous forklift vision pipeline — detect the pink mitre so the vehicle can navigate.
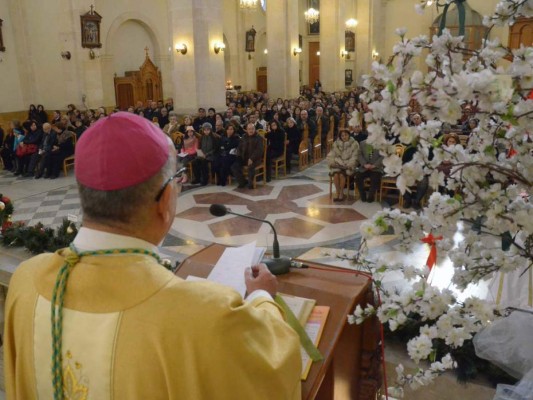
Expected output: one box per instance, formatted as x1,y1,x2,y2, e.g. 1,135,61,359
75,112,170,191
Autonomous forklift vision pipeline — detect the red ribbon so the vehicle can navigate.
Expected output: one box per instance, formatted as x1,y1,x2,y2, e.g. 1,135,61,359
420,233,443,272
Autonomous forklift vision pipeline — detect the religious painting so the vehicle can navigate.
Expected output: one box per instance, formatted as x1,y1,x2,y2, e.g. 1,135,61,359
345,31,355,52
307,0,320,35
80,6,102,49
0,19,5,52
299,34,303,49
345,69,353,87
245,26,256,53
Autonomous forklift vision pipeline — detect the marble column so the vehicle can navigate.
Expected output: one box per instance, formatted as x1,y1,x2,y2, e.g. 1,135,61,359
266,0,300,99
355,0,385,85
169,0,226,114
319,0,346,92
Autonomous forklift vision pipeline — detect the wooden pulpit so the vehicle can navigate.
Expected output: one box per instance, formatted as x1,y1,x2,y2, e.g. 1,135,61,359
176,244,382,400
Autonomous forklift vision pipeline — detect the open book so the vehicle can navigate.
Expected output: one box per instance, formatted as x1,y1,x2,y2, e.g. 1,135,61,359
277,293,316,327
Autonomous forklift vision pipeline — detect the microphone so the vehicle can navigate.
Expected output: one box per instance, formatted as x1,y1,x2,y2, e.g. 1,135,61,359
209,204,291,275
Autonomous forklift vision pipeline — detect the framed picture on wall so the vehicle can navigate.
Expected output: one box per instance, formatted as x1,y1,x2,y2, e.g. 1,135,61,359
307,0,320,35
345,31,355,52
80,6,102,49
0,19,5,52
345,69,353,87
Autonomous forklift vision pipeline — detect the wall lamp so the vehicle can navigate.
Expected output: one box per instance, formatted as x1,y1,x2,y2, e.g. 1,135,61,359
214,42,225,54
341,50,350,59
175,43,188,55
293,47,302,56
372,49,380,61
61,51,71,60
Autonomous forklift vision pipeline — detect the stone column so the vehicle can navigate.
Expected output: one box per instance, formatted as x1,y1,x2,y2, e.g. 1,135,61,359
319,0,346,92
355,0,385,85
266,0,300,99
169,0,226,114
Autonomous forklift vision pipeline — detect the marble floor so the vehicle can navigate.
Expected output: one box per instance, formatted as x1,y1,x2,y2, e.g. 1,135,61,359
0,161,497,399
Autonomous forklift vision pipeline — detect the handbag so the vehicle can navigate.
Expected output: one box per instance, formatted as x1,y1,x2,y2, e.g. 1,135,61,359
16,144,38,157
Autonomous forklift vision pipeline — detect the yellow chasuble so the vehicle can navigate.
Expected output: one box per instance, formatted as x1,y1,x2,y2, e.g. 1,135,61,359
4,249,302,399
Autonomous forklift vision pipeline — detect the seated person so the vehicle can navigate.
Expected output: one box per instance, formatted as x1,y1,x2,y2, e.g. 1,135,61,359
284,117,300,174
355,141,384,203
48,122,75,179
30,123,57,179
437,133,463,196
231,123,264,189
327,129,359,201
178,126,198,169
163,112,183,150
212,124,240,186
191,123,219,186
265,121,286,182
16,120,42,176
462,118,478,135
402,141,430,210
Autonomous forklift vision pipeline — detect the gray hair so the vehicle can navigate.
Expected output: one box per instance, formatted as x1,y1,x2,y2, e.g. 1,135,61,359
78,152,175,225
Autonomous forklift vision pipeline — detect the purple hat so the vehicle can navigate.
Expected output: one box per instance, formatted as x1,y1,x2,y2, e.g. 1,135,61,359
75,112,169,191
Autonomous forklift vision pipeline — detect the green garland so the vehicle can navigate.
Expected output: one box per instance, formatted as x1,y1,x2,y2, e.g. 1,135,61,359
0,193,78,254
2,219,79,254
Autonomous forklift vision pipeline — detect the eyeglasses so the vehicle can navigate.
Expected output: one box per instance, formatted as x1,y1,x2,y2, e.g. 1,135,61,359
155,167,188,202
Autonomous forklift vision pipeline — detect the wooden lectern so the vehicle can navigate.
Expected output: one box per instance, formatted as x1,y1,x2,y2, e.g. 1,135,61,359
176,244,382,400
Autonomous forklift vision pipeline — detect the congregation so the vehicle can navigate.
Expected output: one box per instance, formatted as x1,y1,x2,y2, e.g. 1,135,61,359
0,87,482,207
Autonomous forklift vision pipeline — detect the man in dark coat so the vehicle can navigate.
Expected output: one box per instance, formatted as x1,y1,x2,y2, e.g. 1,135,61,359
231,123,264,189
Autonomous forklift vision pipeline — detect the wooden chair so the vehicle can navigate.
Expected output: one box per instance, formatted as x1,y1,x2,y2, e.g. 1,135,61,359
312,135,322,163
326,116,334,154
329,171,352,200
273,132,287,179
339,113,346,129
62,135,77,176
298,139,309,170
379,144,406,203
243,136,267,188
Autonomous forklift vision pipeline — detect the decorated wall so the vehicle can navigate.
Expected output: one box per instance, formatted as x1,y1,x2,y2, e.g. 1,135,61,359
0,0,512,116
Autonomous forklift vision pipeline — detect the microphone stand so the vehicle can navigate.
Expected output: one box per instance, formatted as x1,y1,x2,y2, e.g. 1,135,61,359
224,209,291,275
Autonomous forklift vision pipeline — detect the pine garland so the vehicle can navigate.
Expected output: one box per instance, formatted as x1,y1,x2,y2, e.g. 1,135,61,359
0,193,79,254
2,219,78,254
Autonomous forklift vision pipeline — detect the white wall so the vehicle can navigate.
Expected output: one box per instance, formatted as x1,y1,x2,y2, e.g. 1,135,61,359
0,1,25,112
110,20,156,76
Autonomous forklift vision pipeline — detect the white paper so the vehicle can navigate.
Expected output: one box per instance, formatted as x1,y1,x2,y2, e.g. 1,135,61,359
229,148,238,155
252,247,266,266
301,323,321,373
207,242,257,297
178,151,188,157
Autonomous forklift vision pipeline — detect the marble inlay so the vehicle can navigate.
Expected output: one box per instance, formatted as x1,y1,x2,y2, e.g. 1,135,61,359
171,180,382,249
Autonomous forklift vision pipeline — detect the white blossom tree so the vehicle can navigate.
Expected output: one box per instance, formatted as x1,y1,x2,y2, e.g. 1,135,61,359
347,0,533,396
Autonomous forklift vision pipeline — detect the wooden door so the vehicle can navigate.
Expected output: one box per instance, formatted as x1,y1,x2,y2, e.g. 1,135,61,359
256,67,267,93
116,83,134,110
309,42,320,88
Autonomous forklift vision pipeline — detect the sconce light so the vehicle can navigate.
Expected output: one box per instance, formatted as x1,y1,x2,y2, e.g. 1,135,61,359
316,51,320,56
264,49,268,54
175,43,188,55
345,18,358,29
341,50,350,59
372,49,380,61
89,49,96,60
293,47,302,56
214,42,226,54
61,51,71,60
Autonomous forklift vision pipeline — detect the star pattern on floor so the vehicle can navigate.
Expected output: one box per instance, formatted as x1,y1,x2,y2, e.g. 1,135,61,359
172,180,375,248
